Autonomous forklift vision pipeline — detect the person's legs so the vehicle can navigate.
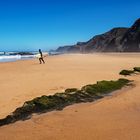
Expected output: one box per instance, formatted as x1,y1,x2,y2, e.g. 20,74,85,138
41,58,45,64
39,58,42,64
39,58,45,64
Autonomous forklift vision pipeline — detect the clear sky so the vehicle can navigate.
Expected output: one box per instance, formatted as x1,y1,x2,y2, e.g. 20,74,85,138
0,0,139,51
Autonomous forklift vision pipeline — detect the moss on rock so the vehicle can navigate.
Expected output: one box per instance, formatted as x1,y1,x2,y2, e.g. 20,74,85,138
119,70,134,76
0,78,131,127
134,67,140,72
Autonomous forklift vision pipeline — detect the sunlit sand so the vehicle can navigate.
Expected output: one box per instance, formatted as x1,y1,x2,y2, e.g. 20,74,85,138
0,53,140,140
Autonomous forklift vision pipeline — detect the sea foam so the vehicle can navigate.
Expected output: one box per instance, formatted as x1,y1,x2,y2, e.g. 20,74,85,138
0,55,35,62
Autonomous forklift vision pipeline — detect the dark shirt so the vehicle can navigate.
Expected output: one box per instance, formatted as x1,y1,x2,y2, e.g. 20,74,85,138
39,51,43,57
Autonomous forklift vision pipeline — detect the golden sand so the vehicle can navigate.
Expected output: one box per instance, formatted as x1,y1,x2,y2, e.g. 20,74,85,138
0,53,140,140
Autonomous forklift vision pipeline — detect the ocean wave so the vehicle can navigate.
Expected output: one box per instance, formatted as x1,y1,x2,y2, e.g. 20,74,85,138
0,55,21,60
0,55,35,62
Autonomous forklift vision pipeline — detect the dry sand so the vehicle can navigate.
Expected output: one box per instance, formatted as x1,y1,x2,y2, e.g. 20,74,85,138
0,53,140,140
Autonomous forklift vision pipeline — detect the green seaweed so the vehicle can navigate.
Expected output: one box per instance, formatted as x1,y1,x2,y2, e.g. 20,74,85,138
133,67,140,72
119,70,134,76
65,88,78,93
0,78,131,127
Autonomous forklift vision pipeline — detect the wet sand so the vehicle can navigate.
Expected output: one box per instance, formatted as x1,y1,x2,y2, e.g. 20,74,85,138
0,53,140,140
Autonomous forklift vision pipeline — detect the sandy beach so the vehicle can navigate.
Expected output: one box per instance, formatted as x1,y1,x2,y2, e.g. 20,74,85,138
0,53,140,140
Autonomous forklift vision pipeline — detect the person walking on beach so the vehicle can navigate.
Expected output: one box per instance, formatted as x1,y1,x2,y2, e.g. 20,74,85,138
38,49,45,64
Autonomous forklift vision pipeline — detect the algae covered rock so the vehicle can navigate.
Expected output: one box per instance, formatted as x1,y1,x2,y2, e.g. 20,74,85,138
134,67,140,72
119,70,134,76
0,78,131,127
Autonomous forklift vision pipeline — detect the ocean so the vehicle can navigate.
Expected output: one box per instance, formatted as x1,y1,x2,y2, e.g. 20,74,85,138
0,51,61,62
0,52,36,62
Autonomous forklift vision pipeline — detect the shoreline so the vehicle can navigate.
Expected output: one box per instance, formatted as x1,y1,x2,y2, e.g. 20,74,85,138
0,53,138,119
1,52,140,63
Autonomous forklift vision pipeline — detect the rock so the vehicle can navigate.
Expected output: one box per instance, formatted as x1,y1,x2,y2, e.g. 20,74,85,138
56,18,140,53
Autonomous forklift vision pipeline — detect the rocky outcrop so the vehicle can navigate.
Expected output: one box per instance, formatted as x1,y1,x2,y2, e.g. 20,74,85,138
56,18,140,53
120,18,140,52
0,78,131,126
80,28,128,52
9,52,34,55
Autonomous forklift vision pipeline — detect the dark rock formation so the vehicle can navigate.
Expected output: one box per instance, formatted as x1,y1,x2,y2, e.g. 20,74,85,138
9,52,34,55
121,18,140,52
0,78,131,126
80,28,128,52
56,18,140,53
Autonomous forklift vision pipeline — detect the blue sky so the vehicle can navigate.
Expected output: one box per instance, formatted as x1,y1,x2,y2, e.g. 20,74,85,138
0,0,139,51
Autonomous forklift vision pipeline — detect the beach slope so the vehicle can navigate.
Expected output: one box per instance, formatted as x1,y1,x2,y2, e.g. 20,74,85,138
0,53,140,139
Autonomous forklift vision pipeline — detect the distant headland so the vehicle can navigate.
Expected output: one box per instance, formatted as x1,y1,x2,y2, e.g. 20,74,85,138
56,18,140,53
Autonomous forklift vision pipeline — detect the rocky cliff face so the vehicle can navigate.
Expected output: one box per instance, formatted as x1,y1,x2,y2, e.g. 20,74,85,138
80,28,128,52
56,18,140,53
121,18,140,52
